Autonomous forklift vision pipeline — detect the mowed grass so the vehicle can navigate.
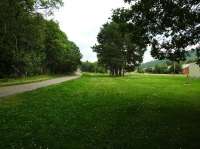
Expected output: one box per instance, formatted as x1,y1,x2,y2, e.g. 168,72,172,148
0,74,200,149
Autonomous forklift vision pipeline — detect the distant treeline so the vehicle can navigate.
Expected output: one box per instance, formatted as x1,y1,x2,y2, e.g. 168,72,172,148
141,50,198,69
80,61,106,73
138,63,182,74
139,50,198,74
0,0,81,78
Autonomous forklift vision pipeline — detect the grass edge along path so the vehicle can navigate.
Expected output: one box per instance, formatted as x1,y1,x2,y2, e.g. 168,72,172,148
0,75,80,98
0,74,71,87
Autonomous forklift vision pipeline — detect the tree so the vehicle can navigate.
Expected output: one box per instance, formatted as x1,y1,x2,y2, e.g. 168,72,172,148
113,0,200,65
93,21,146,76
93,22,125,76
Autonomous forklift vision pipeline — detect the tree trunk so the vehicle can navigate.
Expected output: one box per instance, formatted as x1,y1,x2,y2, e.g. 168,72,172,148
173,61,176,74
122,68,125,76
119,68,122,76
110,67,114,76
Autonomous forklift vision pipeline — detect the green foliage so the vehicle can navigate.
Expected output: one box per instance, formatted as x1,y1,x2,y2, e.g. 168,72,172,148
142,62,182,74
0,0,45,77
44,20,81,74
141,50,199,73
113,0,200,64
1,74,200,148
81,61,106,73
141,61,182,74
0,0,81,78
93,22,146,76
154,64,169,74
168,63,182,74
141,60,168,69
81,61,96,72
144,67,154,73
137,67,144,73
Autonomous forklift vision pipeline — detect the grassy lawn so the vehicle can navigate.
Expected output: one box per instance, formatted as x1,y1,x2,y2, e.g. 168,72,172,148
0,75,64,87
0,74,200,149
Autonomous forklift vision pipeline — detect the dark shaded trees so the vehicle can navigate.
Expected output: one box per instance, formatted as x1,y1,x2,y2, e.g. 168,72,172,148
0,0,47,77
0,0,81,77
93,22,125,76
44,20,81,74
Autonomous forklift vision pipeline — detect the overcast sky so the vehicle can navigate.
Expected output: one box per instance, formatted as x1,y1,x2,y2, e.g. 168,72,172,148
54,0,154,63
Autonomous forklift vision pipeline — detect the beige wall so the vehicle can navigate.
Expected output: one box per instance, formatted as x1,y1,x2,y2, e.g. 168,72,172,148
189,63,200,78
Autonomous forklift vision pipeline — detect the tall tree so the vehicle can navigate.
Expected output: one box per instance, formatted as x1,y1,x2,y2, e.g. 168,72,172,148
93,22,125,76
93,21,146,76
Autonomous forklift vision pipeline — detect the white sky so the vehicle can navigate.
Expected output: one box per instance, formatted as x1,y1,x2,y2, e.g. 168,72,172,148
54,0,154,63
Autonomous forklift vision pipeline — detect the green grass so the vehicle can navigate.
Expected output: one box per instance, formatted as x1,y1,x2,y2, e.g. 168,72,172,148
0,75,64,87
0,74,200,149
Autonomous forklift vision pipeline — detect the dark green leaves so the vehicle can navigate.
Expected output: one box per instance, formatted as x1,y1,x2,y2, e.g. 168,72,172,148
0,0,81,77
93,21,146,76
119,0,200,64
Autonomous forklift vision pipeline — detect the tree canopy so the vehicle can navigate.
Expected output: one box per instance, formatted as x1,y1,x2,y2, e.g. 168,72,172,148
93,21,146,76
112,0,200,64
44,20,81,74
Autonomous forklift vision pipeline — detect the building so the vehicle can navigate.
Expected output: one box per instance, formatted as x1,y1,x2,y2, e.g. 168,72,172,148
182,64,190,75
182,63,200,78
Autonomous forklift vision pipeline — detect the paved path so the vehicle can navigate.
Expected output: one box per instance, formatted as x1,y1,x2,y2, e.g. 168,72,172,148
0,75,80,98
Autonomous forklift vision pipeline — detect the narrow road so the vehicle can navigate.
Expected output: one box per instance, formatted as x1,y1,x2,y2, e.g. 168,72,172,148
0,75,80,98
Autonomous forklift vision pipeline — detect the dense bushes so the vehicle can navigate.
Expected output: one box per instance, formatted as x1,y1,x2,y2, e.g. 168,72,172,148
0,0,81,78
